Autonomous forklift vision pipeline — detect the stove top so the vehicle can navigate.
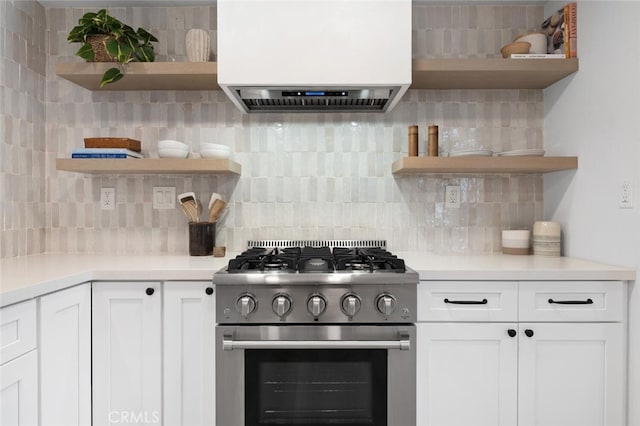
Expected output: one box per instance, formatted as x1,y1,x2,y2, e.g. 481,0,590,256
227,246,406,274
214,240,418,323
214,240,417,287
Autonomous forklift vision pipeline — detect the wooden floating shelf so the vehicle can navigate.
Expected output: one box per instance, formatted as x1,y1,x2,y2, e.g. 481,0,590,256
392,156,578,175
56,158,241,175
56,58,578,92
411,58,579,89
55,62,219,91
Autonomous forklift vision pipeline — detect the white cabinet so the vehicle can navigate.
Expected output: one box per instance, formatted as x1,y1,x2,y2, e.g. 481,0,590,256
0,299,38,426
40,284,92,426
92,282,162,426
518,322,625,426
1,350,38,426
417,323,518,426
163,282,216,426
417,281,627,426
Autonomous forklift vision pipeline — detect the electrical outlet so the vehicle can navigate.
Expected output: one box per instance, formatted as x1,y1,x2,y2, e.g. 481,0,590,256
619,180,633,208
153,187,176,210
445,185,461,208
100,187,115,210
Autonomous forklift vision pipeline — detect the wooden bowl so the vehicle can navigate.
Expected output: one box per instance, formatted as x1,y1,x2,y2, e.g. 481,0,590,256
500,41,531,58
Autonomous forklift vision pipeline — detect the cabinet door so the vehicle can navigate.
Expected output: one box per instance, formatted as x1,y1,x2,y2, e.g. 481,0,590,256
40,284,91,426
92,282,161,426
0,350,38,426
163,282,216,426
417,323,518,426
518,323,625,426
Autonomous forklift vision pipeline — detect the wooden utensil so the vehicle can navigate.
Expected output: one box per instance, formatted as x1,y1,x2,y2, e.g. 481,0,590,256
208,199,227,223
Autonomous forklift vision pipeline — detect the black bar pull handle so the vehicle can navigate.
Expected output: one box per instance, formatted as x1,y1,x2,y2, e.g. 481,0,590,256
548,298,593,305
444,298,488,305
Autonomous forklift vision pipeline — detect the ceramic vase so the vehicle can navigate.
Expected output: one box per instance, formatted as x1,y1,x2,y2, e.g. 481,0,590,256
185,29,210,62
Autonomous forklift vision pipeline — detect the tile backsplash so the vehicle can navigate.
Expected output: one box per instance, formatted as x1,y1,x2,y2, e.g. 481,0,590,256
1,3,544,258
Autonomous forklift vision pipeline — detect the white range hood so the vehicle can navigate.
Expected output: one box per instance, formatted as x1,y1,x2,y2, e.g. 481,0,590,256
217,0,411,113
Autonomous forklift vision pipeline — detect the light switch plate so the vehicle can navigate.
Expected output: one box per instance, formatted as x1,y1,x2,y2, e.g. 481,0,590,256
100,188,115,210
153,187,176,210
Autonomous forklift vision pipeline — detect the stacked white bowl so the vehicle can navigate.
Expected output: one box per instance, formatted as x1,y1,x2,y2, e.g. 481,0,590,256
158,140,189,158
532,221,561,256
200,143,231,159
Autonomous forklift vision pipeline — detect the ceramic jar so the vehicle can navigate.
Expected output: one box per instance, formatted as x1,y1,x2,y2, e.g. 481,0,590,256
185,29,210,62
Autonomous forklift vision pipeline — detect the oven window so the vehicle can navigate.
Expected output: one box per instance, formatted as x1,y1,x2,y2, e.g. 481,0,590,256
245,349,387,426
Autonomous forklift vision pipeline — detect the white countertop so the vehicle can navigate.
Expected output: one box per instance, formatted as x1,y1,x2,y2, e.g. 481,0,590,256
0,253,635,308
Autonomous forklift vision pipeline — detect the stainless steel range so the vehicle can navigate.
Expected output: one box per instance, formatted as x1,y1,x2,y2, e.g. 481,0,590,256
215,240,417,426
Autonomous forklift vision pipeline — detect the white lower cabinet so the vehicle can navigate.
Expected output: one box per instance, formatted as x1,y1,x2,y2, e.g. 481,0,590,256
40,284,92,426
163,282,216,426
418,281,626,426
518,322,625,426
0,350,38,426
417,323,518,426
0,299,38,426
92,282,162,426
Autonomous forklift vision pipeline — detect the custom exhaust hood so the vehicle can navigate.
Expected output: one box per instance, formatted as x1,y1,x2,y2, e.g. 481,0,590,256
217,0,411,113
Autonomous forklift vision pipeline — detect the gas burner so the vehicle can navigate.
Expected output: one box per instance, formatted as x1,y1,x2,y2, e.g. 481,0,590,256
225,243,405,274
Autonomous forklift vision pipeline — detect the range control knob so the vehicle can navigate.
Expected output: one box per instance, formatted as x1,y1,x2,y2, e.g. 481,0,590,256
272,294,292,318
376,294,397,316
307,294,327,318
340,294,362,318
236,294,257,318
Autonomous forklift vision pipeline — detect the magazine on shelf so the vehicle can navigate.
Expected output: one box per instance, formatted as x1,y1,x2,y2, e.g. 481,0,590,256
510,54,566,59
541,2,577,57
71,148,143,159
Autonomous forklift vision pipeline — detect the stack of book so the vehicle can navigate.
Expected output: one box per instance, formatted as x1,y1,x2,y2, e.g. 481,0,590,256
72,137,143,159
541,2,577,58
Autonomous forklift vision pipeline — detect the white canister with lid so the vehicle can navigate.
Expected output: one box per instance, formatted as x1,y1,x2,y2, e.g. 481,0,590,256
514,32,547,55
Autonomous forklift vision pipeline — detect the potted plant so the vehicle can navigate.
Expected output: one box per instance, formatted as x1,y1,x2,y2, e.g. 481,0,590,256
67,9,158,87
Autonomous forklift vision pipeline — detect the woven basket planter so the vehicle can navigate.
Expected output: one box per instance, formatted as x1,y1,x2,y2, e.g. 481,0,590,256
87,35,117,62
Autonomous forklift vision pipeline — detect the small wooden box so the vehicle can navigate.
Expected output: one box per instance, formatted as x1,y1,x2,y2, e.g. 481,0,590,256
84,137,141,152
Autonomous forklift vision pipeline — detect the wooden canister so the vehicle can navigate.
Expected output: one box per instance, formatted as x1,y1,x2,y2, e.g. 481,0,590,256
428,125,439,157
408,125,418,156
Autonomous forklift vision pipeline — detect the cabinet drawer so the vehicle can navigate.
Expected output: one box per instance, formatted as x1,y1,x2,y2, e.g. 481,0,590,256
519,281,624,322
0,299,37,365
418,282,518,322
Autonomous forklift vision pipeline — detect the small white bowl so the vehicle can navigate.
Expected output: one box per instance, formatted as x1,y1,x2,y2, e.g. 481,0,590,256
158,148,189,158
200,143,230,152
201,149,230,159
158,139,188,150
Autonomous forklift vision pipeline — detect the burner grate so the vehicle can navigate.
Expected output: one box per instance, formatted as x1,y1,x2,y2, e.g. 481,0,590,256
246,240,386,250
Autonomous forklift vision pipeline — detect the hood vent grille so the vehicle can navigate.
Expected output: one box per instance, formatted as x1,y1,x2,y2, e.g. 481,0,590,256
234,87,399,113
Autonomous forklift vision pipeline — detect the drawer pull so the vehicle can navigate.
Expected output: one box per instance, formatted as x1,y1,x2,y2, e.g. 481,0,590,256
548,298,593,305
507,329,517,338
443,298,488,305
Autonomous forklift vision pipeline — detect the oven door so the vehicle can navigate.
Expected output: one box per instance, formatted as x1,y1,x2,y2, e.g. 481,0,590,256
216,325,415,426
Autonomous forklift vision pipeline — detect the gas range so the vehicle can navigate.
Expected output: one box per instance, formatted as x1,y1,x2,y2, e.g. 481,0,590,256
214,240,418,324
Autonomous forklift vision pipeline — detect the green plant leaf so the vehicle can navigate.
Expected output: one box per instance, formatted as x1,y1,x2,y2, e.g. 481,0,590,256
100,68,123,87
76,43,95,61
117,41,133,63
136,28,159,43
135,45,155,62
105,38,119,57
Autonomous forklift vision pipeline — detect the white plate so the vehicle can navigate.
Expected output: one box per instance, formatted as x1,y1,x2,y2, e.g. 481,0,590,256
497,149,545,157
449,149,493,157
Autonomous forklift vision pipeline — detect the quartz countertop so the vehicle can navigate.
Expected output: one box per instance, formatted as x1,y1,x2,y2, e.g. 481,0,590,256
0,253,635,308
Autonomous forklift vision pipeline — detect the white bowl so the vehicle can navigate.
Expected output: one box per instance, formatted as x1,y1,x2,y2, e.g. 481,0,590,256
514,32,547,54
158,139,188,150
158,148,189,158
201,149,230,159
200,143,230,152
501,230,530,249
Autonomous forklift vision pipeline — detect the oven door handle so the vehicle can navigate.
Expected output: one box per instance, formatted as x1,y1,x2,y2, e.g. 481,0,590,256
223,335,411,351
